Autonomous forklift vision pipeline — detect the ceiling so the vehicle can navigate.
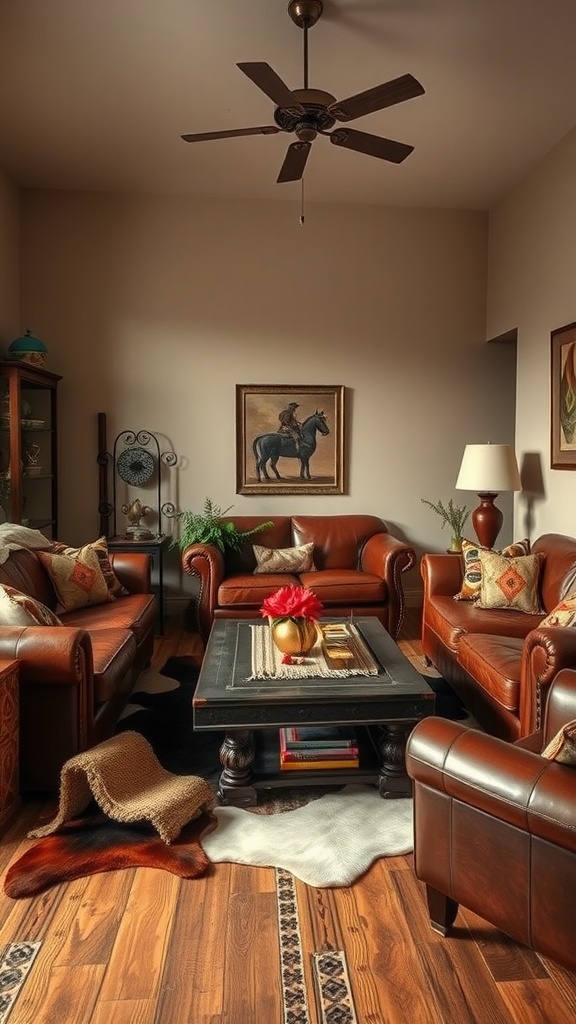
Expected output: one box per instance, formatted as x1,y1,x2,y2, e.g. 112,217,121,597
1,0,576,210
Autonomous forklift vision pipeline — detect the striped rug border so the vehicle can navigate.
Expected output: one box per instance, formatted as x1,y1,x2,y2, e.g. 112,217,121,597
275,868,358,1024
0,941,42,1023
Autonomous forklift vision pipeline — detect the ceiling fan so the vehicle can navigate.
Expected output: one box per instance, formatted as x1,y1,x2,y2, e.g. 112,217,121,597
181,0,425,184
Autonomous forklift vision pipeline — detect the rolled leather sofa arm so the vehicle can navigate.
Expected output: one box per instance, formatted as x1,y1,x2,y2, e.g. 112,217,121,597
519,625,576,735
420,552,464,598
360,533,415,639
109,551,152,594
182,543,226,641
0,625,93,685
406,717,576,851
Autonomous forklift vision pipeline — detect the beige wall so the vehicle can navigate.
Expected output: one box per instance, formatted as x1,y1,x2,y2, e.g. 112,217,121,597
19,190,517,604
487,126,576,541
0,168,19,344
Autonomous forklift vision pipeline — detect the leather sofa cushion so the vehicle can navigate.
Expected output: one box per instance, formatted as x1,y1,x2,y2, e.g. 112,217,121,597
291,514,387,570
299,569,386,604
426,594,543,650
457,634,524,712
0,548,57,610
61,593,157,649
218,573,300,608
90,627,137,703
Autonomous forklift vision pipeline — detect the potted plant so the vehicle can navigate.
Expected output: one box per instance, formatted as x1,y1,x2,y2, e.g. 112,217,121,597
421,497,470,552
172,496,273,553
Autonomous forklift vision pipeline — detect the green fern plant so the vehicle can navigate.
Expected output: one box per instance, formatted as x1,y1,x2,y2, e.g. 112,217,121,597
172,497,273,553
421,497,470,538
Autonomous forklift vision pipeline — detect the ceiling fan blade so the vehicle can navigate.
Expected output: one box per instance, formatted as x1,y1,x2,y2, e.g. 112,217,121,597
277,142,311,183
329,73,425,122
237,62,305,114
330,127,414,164
181,126,280,143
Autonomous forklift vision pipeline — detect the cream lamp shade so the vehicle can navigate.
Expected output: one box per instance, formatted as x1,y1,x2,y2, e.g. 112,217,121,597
455,443,521,549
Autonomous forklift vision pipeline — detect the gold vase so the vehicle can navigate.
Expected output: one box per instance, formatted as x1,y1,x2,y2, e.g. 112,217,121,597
271,617,318,656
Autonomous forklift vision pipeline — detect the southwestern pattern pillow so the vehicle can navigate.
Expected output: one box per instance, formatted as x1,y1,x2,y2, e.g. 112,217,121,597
51,536,128,598
476,550,543,613
541,719,576,766
0,584,62,626
454,538,531,601
253,542,315,575
37,547,110,612
539,593,576,629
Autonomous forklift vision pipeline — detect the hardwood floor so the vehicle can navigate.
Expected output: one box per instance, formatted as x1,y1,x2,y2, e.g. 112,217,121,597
0,609,575,1024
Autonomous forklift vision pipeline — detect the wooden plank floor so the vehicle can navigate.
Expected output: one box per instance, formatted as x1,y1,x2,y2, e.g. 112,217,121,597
0,609,575,1024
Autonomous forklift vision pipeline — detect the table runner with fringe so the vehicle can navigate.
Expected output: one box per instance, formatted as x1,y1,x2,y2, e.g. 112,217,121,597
249,623,380,680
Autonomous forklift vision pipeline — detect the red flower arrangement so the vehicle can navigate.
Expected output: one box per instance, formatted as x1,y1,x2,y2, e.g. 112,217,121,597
260,584,323,624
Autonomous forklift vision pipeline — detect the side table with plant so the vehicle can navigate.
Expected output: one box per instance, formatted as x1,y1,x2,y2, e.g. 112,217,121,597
421,497,470,552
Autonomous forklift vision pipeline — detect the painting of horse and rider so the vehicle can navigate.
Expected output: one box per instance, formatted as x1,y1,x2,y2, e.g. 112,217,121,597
236,384,345,495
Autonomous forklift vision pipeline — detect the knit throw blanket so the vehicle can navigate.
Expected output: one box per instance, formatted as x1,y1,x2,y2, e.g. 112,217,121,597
249,623,380,680
28,731,216,845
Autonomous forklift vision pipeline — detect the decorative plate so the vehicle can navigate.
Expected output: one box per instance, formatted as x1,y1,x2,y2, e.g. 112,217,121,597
116,447,155,486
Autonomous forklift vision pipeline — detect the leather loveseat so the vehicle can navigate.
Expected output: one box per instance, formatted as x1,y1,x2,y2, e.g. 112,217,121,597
405,667,576,973
182,514,415,642
0,545,157,791
421,533,576,740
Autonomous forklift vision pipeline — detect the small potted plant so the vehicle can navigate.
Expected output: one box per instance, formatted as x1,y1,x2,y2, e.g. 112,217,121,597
421,497,470,552
172,496,273,553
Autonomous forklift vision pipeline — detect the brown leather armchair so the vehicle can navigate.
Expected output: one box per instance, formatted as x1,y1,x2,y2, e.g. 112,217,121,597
405,668,576,972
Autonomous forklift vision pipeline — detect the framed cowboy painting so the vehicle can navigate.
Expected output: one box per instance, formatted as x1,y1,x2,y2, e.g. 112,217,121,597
236,384,345,495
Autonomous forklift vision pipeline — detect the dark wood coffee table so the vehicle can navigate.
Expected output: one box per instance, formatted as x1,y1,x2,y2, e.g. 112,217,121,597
193,617,435,805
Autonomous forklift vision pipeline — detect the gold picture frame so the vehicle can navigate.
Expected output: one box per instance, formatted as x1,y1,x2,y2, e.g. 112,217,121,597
551,321,576,468
236,384,345,495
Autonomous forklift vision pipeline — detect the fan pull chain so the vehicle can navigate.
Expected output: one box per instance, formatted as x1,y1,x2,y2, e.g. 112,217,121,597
300,177,305,225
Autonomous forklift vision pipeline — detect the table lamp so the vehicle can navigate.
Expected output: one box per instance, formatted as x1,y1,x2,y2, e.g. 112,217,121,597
455,443,521,549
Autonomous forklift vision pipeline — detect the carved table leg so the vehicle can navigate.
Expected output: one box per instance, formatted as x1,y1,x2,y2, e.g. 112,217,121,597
375,723,412,798
218,729,257,806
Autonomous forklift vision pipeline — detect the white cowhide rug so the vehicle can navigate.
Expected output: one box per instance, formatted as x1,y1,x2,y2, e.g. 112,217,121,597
201,784,413,887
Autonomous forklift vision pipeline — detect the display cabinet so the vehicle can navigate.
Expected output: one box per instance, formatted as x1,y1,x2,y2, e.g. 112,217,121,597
0,362,62,537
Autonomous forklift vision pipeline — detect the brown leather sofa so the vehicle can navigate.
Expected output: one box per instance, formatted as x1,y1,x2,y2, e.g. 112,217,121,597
405,667,576,973
420,533,576,740
182,514,415,642
0,548,157,791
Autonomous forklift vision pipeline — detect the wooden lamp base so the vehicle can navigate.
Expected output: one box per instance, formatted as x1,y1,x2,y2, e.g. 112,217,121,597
472,492,503,550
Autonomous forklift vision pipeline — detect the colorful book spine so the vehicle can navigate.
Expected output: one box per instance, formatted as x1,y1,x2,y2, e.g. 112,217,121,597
280,726,357,749
279,731,359,769
280,757,360,771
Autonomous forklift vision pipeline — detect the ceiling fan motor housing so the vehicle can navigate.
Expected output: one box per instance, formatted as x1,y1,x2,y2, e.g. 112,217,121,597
274,88,337,139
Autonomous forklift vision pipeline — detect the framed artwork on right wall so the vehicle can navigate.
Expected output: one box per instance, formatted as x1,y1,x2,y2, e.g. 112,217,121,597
551,320,576,468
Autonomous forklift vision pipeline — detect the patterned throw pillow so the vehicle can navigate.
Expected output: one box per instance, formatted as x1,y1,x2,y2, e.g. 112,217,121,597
51,536,128,598
253,542,315,575
476,550,543,613
37,547,110,612
541,719,576,765
0,584,62,626
539,593,576,629
454,538,531,601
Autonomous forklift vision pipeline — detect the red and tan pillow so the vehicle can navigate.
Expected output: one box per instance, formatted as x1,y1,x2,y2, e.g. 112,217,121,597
541,719,576,765
475,550,543,614
51,535,128,598
253,542,315,575
0,584,62,626
539,593,576,629
37,546,110,612
454,538,531,602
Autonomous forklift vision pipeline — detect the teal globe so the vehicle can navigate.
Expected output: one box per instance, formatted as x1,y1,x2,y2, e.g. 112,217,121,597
8,329,48,366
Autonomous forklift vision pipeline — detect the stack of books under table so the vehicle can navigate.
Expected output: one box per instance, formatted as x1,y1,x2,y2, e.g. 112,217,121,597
279,725,359,771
